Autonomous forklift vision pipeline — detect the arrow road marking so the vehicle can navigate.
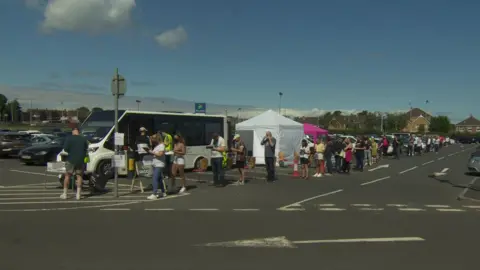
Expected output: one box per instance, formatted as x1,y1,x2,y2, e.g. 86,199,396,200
360,176,390,186
399,166,417,174
368,164,390,172
277,189,343,210
199,236,425,248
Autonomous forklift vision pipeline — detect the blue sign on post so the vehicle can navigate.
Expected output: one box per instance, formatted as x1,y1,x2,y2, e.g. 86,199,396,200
195,103,206,113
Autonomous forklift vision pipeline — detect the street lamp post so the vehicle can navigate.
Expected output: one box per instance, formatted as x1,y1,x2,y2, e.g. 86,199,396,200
136,100,141,111
236,108,242,124
278,92,283,115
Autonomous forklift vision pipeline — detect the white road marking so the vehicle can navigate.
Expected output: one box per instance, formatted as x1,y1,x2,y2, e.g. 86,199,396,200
232,209,260,211
359,208,384,211
189,208,219,211
9,170,57,177
398,208,425,212
351,204,372,207
387,204,408,207
100,208,130,211
0,201,141,212
360,176,391,186
200,236,425,248
422,160,434,166
463,205,480,209
399,166,417,174
425,205,450,208
145,208,175,211
291,237,425,244
436,208,465,212
277,189,343,210
317,203,335,207
277,208,305,211
448,153,455,157
458,177,478,200
318,208,346,211
437,157,445,160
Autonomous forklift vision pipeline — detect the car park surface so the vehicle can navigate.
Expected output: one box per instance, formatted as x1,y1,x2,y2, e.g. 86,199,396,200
1,142,479,270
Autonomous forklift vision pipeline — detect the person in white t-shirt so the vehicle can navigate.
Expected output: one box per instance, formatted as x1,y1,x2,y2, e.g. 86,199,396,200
299,139,311,179
146,134,167,199
208,133,226,187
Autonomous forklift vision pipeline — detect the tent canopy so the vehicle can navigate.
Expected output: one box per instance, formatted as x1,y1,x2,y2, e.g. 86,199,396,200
303,123,328,142
235,110,303,165
237,109,302,128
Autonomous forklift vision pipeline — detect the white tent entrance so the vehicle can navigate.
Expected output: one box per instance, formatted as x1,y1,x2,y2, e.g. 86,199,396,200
235,110,303,165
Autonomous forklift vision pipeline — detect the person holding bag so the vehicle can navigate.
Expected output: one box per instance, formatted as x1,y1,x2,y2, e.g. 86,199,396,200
314,138,325,177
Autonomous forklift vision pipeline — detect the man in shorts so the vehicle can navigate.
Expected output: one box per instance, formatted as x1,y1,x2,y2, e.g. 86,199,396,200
231,134,246,185
60,127,89,200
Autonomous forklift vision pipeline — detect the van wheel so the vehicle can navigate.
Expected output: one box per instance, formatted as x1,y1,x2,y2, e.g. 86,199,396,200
96,160,112,177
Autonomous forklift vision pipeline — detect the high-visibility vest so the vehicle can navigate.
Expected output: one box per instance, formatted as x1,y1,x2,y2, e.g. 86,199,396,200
222,152,227,168
164,133,173,151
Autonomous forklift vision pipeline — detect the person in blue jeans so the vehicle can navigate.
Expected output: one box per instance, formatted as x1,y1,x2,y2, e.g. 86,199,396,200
354,137,366,172
147,134,167,200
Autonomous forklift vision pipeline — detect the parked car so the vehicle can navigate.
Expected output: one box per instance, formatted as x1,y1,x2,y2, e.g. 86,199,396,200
467,150,480,174
19,137,66,165
0,132,31,157
29,134,56,146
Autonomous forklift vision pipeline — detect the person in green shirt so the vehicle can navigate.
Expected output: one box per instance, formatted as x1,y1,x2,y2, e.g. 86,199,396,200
60,127,89,200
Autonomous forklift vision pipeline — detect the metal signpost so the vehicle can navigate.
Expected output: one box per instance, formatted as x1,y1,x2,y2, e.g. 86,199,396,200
380,113,387,134
111,68,126,197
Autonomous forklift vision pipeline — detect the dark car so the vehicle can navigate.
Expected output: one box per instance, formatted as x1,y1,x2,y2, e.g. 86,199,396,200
19,137,66,165
0,132,31,157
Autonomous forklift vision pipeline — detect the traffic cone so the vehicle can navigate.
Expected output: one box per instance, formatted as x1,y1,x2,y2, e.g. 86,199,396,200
292,159,300,177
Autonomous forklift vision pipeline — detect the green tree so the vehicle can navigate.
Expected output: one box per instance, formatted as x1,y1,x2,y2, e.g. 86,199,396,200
0,94,7,118
91,107,103,113
429,116,451,133
5,99,21,122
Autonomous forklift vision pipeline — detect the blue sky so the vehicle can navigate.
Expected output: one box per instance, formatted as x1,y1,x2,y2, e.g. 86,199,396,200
0,0,479,121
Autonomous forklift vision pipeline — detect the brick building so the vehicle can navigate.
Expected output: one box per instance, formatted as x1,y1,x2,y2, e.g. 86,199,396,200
455,115,480,133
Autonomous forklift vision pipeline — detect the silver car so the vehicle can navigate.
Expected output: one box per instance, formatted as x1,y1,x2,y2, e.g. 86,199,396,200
467,150,480,173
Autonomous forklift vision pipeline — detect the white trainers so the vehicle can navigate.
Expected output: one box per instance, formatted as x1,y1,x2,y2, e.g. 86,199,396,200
60,193,67,199
147,194,159,200
76,194,81,200
179,186,186,193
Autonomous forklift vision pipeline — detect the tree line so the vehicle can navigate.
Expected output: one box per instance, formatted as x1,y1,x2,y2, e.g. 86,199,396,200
295,110,453,134
0,93,104,123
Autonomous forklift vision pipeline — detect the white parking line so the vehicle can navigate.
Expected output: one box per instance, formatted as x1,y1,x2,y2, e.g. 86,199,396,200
318,208,345,211
425,205,450,208
360,176,390,186
422,160,434,166
189,208,219,211
100,208,130,211
437,157,445,160
399,166,417,174
436,208,465,212
387,204,408,207
448,153,455,157
463,205,480,209
351,204,373,207
398,208,425,212
232,209,260,211
359,208,384,211
145,208,175,211
9,170,57,177
277,208,305,211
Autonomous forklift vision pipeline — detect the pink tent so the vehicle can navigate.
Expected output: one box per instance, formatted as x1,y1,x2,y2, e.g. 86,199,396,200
303,123,328,142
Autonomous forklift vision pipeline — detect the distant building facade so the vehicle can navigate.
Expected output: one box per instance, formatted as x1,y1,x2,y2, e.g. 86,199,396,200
455,115,480,133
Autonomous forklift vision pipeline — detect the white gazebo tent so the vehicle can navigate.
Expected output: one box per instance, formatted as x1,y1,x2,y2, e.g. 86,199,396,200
235,110,303,165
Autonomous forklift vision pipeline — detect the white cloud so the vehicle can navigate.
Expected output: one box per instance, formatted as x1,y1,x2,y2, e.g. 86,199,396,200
38,0,136,33
154,25,188,49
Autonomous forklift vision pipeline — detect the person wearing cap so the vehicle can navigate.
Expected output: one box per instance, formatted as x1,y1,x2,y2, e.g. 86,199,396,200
208,132,226,187
135,127,151,158
60,127,89,200
231,134,246,185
